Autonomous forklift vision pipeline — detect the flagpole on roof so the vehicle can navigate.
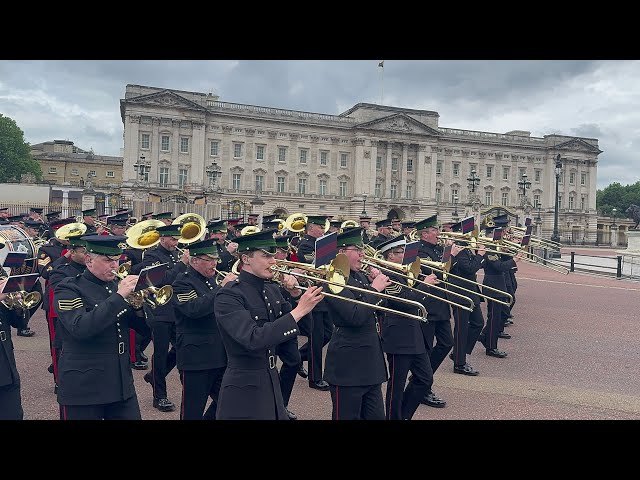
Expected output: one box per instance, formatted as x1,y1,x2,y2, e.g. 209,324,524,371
378,60,384,105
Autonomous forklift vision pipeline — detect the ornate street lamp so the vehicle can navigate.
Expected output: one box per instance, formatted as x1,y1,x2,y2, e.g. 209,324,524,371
611,208,618,228
467,169,480,193
132,154,151,186
551,154,562,245
206,161,222,192
453,194,459,219
518,172,532,197
361,193,368,216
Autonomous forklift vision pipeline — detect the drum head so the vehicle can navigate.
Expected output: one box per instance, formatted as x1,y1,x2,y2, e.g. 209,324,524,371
0,225,37,276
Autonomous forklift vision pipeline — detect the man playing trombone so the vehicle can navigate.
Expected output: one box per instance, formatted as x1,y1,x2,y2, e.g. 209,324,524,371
374,236,438,420
322,227,391,420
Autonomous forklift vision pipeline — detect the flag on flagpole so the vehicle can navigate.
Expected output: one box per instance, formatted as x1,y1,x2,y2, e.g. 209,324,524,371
378,60,384,68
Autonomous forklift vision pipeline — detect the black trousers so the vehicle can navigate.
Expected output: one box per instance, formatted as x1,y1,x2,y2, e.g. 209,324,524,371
386,353,431,420
328,383,385,420
0,382,23,420
465,304,486,355
482,300,503,350
179,367,225,420
61,394,141,420
276,337,301,407
421,319,453,378
135,330,152,362
150,321,177,400
299,310,332,383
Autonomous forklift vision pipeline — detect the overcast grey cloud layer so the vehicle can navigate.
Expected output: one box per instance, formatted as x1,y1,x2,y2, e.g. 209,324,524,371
1,60,638,189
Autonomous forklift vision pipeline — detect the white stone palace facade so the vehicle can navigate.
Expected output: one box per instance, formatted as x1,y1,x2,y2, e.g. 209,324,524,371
119,84,601,242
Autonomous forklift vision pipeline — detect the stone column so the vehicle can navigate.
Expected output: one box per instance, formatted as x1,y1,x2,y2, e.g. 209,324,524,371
123,115,141,182
62,188,70,218
353,138,366,195
368,139,378,196
191,122,205,185
385,142,393,197
400,143,408,200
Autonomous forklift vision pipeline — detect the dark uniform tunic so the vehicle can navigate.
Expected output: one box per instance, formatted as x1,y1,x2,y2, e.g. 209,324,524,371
136,244,187,400
0,303,27,420
369,233,390,250
297,234,333,384
323,270,388,420
172,266,227,420
417,240,453,376
447,248,485,365
214,270,300,420
481,252,516,350
217,243,236,273
53,270,151,419
380,270,432,420
48,259,86,383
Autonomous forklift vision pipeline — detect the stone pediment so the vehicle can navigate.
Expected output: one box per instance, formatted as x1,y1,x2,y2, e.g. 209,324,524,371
125,90,207,112
556,138,602,154
355,114,442,136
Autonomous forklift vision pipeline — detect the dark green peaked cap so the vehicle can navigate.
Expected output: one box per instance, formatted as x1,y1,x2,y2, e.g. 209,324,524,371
156,224,181,237
188,238,220,257
413,214,438,231
306,215,328,226
235,228,278,254
337,227,364,248
81,235,126,257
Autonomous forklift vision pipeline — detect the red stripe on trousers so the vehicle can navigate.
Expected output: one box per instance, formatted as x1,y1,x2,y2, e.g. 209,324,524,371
129,329,136,363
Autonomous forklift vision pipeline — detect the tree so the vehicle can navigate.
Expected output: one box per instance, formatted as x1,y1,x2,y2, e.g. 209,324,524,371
596,181,640,217
0,114,42,182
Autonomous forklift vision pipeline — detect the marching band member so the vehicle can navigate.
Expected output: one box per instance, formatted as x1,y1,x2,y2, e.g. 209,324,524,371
47,233,87,396
414,215,451,408
359,214,373,244
369,218,393,249
152,211,174,226
323,227,390,420
446,222,485,376
206,219,237,272
81,208,98,235
375,236,438,420
401,221,416,241
296,215,332,391
53,235,151,420
273,234,303,420
247,213,260,226
492,215,517,334
0,207,9,220
214,229,324,419
0,277,27,419
171,238,237,420
137,224,190,412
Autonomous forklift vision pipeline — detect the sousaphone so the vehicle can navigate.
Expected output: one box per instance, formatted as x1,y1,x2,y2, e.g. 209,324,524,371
125,219,165,249
172,213,207,244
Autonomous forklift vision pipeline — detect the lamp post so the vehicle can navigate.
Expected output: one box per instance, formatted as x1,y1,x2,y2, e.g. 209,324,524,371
611,208,617,228
132,154,151,187
467,169,480,193
206,161,222,192
518,172,532,198
536,203,543,223
361,193,368,216
551,154,562,251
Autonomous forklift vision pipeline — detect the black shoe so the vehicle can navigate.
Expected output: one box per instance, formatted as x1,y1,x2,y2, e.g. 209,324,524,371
143,372,153,384
54,384,58,394
453,363,479,376
498,332,512,339
131,361,148,370
421,391,447,408
153,398,176,412
17,328,35,337
286,408,298,420
140,352,149,362
486,348,508,358
47,363,55,374
504,319,514,326
297,364,308,379
309,380,330,391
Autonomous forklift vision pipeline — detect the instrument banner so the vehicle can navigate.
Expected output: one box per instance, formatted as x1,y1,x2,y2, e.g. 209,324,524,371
403,241,420,265
135,263,168,291
1,273,40,294
461,216,475,235
314,232,337,268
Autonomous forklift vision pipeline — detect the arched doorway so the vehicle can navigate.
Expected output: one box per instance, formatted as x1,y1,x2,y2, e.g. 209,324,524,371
386,208,404,221
272,208,288,219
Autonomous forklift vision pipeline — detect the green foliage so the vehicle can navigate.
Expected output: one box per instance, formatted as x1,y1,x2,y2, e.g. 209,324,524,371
596,181,640,217
0,114,42,182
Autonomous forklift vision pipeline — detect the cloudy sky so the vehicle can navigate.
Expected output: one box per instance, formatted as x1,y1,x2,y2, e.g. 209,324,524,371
1,60,638,189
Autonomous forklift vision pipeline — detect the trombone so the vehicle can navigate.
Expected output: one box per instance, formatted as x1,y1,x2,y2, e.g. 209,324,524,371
497,238,570,275
418,259,514,306
360,256,475,311
271,254,428,323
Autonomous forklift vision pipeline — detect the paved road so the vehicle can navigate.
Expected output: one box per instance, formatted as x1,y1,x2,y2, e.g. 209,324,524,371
13,258,640,420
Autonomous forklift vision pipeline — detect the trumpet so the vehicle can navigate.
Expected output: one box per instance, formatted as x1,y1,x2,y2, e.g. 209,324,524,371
361,257,475,311
271,254,429,322
1,291,42,310
111,264,173,308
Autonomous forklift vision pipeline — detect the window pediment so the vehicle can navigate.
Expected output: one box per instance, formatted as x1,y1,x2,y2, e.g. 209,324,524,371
275,169,289,176
337,174,350,181
317,173,330,180
230,166,244,173
297,171,309,178
253,168,267,175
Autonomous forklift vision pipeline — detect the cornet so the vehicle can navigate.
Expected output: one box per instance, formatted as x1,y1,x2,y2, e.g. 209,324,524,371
111,264,174,309
1,291,42,310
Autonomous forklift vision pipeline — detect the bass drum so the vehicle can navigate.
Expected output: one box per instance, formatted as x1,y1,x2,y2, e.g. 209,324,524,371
0,225,38,277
